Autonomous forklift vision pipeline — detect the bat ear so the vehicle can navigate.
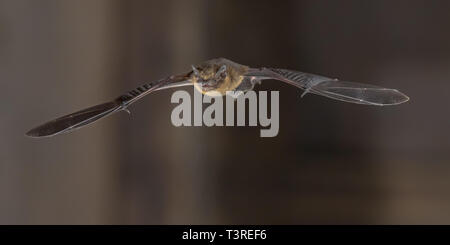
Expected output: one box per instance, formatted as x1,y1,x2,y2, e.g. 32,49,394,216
215,64,227,79
191,65,200,77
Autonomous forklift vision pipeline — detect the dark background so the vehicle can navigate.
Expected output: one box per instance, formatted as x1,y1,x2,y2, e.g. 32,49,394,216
1,0,449,224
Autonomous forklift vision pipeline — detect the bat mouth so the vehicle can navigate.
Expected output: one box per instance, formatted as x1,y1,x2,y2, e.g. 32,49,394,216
193,78,222,93
200,82,216,90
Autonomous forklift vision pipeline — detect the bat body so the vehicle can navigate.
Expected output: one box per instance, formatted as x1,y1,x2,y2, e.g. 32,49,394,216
26,58,409,138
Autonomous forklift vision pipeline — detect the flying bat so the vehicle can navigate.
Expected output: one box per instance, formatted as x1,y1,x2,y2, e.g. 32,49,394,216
26,58,409,138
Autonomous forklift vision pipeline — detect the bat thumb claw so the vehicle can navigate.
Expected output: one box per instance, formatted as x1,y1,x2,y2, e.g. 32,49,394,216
123,108,131,115
301,88,311,98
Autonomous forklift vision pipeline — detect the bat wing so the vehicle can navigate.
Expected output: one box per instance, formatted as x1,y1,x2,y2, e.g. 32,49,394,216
26,101,122,137
26,73,192,138
245,68,409,106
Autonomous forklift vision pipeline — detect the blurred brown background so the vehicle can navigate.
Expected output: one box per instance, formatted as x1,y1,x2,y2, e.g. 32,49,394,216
1,0,449,224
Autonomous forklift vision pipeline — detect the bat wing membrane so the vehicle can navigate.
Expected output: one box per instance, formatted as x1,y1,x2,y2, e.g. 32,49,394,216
249,68,409,106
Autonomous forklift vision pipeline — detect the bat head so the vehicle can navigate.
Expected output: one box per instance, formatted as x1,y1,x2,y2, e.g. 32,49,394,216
191,58,249,96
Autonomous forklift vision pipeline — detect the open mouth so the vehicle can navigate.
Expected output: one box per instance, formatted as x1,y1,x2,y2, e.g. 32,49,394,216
200,81,217,91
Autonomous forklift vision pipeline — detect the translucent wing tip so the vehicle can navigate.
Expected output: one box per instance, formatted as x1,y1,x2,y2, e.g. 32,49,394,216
311,80,410,106
358,87,410,106
26,101,121,138
386,89,409,105
26,128,46,138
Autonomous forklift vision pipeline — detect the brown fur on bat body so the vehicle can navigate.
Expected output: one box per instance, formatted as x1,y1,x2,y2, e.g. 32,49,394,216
190,58,250,96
